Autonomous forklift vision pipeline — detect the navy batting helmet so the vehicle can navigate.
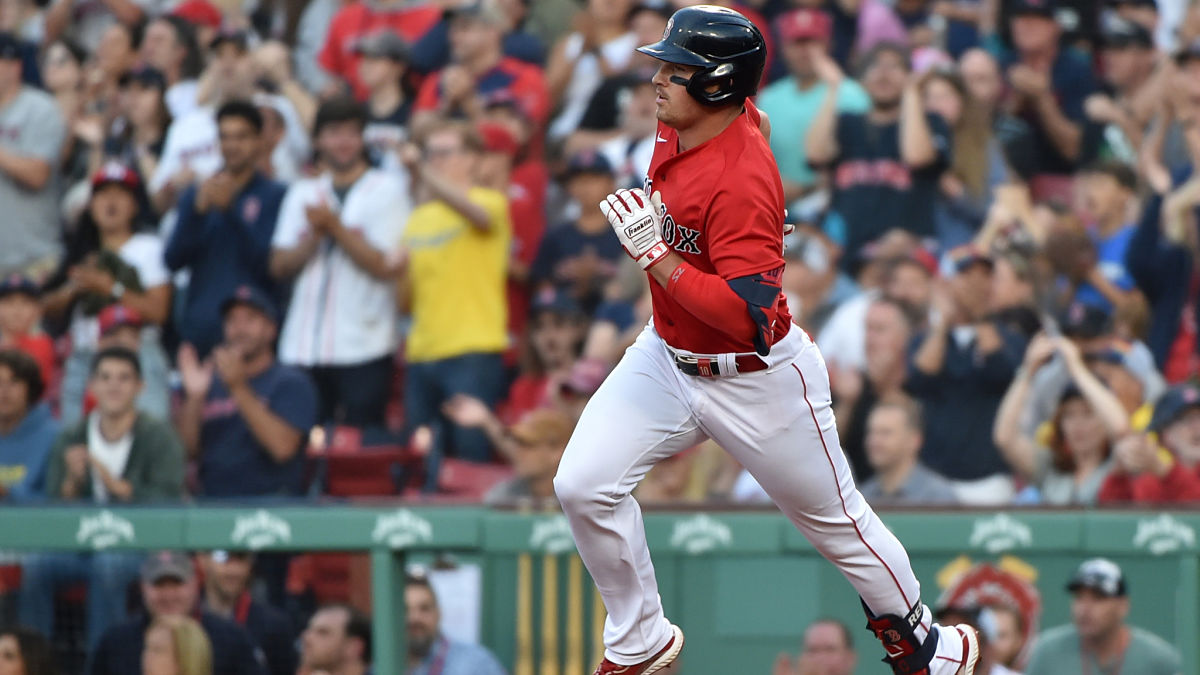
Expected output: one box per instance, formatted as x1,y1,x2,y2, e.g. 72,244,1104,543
637,5,766,106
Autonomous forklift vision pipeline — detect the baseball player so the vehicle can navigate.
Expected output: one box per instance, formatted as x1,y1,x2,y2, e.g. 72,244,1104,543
553,6,981,675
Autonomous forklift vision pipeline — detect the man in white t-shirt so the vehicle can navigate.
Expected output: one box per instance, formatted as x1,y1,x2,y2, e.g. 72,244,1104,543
269,98,410,428
20,347,185,650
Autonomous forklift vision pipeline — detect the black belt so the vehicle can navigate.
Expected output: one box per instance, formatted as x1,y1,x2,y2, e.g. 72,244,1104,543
672,352,768,377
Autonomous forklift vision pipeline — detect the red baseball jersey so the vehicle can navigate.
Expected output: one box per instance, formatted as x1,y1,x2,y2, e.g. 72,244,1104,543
645,99,792,354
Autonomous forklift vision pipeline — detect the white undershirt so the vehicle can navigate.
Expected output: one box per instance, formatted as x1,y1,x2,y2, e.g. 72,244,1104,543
87,412,133,503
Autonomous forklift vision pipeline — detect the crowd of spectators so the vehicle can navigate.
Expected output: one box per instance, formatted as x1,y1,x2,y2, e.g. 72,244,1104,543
0,0,1197,669
774,558,1182,675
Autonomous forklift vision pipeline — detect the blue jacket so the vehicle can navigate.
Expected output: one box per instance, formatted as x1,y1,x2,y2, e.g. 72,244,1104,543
0,403,58,501
165,172,287,356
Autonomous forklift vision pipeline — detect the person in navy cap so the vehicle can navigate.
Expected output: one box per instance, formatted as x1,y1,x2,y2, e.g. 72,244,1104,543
1100,383,1200,503
0,274,54,386
176,285,318,499
530,150,625,315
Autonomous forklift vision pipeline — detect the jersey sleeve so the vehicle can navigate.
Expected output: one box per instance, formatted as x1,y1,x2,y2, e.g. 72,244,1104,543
704,168,784,279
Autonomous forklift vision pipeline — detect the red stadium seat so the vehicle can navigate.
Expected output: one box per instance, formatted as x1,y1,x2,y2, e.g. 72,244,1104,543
320,445,418,497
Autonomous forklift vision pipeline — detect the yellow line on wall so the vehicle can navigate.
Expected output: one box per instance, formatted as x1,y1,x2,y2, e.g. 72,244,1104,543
566,556,584,675
516,554,534,675
541,555,560,675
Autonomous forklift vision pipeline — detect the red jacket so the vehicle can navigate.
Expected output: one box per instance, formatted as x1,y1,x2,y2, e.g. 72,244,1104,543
1098,461,1200,503
318,2,441,99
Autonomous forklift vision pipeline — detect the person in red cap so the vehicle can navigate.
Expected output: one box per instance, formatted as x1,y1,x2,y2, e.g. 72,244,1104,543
758,7,869,205
43,161,172,426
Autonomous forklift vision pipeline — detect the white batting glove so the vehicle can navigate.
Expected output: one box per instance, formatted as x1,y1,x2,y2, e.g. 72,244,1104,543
600,188,671,270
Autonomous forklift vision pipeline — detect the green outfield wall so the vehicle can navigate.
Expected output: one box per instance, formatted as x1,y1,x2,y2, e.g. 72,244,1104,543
0,506,1195,674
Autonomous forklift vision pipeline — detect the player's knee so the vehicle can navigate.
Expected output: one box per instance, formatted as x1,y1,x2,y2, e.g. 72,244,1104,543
553,467,604,512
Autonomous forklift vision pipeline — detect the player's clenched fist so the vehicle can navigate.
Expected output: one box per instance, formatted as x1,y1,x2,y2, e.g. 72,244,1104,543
600,188,671,270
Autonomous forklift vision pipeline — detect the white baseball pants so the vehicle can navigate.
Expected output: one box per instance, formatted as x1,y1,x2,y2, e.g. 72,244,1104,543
554,325,931,665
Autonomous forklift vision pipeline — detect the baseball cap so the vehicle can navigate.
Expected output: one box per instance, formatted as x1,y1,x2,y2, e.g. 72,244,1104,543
1149,383,1200,432
1058,302,1112,340
891,247,939,278
529,287,584,319
90,161,142,192
119,65,168,90
354,30,411,62
1066,558,1126,597
564,150,614,178
0,273,38,299
775,8,832,42
141,551,195,584
477,121,519,158
209,28,248,51
1009,0,1057,18
0,33,22,61
1101,14,1154,48
98,304,144,336
443,0,506,25
510,408,575,447
172,0,223,29
220,284,279,323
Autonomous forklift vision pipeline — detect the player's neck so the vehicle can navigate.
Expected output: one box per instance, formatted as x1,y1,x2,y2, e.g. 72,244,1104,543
675,105,743,152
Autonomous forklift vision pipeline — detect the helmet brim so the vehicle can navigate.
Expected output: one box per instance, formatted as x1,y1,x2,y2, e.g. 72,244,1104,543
636,41,715,68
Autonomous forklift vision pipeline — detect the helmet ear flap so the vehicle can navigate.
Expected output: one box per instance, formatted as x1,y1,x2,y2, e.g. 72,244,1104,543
687,64,742,106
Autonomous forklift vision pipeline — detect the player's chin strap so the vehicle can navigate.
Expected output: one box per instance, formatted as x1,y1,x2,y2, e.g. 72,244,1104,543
862,598,938,675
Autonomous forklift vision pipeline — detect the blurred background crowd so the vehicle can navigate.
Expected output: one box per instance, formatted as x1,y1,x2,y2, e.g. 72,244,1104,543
0,0,1198,670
